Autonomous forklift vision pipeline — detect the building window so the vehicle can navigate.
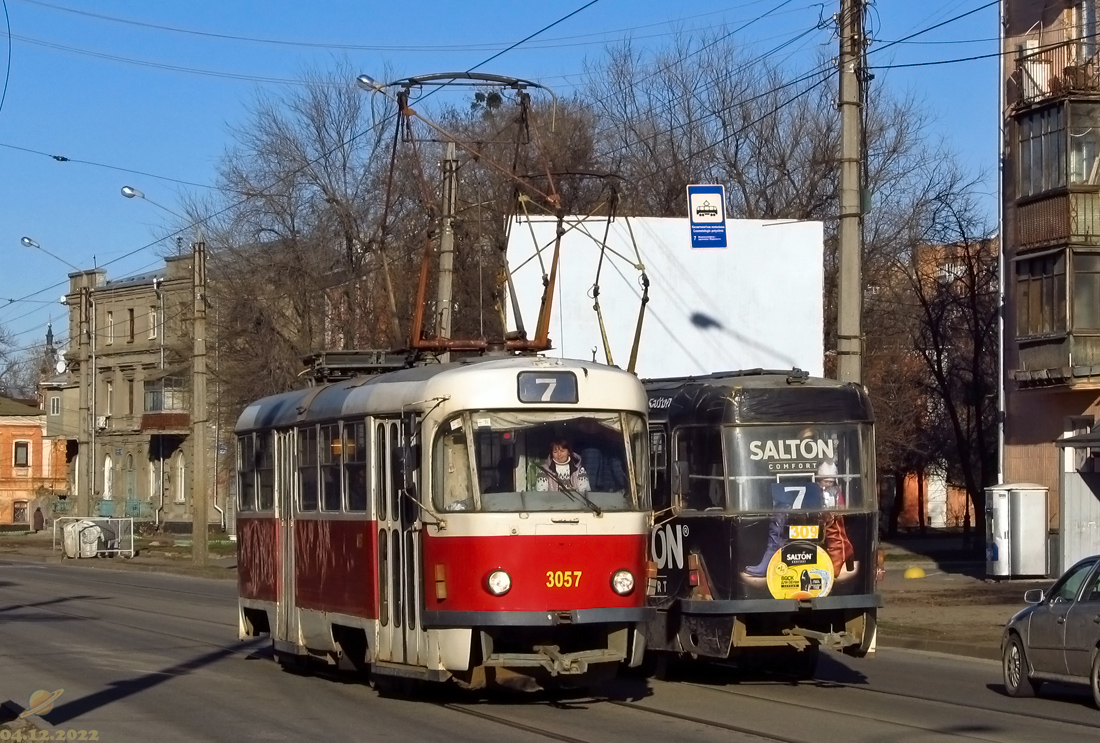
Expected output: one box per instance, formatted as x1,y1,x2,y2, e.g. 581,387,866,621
1074,252,1100,330
106,311,114,345
104,381,113,417
1074,1,1099,62
103,454,114,499
149,305,158,339
13,501,27,523
1019,105,1066,198
127,308,135,342
125,453,136,499
1069,103,1100,186
127,379,135,416
49,395,60,417
1016,252,1067,337
175,452,186,503
14,441,29,467
144,376,187,412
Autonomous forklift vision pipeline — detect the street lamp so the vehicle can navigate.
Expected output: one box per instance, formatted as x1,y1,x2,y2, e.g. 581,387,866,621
122,186,210,566
19,236,83,273
21,235,96,519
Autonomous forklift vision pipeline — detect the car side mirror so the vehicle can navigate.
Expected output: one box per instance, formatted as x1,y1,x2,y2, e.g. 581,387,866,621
1023,588,1044,604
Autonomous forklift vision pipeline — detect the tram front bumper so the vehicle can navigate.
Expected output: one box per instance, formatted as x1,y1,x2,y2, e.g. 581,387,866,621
483,645,623,676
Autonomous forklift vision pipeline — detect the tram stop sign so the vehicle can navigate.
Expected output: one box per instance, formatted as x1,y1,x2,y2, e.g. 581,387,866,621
686,184,727,249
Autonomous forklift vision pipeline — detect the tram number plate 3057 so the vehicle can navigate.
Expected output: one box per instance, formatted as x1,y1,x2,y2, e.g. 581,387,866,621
546,570,582,588
788,524,820,541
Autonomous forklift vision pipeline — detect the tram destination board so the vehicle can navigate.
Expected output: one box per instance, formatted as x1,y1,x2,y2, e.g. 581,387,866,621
517,371,578,403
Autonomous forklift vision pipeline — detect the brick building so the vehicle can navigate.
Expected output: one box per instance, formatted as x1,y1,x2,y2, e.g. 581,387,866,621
0,396,67,527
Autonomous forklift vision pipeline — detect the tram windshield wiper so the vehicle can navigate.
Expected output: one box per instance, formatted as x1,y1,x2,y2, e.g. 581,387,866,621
540,465,602,516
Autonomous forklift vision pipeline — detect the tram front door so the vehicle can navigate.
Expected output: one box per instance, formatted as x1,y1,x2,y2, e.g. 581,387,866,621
274,430,297,648
373,418,426,667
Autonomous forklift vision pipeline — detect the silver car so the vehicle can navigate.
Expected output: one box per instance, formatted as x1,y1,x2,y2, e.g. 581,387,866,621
1002,555,1100,707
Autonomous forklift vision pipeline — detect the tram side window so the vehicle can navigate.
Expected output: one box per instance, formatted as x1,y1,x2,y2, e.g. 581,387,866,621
650,428,670,513
257,431,274,511
674,426,727,512
320,424,341,512
343,421,368,512
389,422,401,519
298,426,319,511
378,535,388,627
376,423,387,521
237,435,255,512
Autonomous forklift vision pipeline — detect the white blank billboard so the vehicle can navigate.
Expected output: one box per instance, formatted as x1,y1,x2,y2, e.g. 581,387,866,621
506,216,824,379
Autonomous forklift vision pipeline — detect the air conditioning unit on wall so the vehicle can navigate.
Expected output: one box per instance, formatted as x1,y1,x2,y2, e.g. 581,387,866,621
96,416,109,431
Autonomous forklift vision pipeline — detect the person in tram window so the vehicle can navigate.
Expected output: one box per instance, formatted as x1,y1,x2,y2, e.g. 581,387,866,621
535,438,591,494
817,461,846,508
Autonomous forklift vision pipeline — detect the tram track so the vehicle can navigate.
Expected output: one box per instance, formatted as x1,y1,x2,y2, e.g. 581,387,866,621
679,678,1100,734
805,678,1100,729
604,698,816,743
438,703,591,743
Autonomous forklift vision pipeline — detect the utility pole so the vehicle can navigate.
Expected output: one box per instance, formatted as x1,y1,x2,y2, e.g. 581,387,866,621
191,239,209,566
77,284,91,517
88,287,97,517
437,141,458,363
836,0,866,384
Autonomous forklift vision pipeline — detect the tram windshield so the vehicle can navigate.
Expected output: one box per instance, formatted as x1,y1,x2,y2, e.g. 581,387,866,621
432,411,648,513
722,423,873,513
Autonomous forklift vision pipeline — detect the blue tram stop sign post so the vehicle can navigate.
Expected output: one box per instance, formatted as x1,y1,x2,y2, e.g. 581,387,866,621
686,184,728,249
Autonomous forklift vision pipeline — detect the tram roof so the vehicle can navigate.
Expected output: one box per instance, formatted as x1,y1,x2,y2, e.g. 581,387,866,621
644,368,873,426
235,355,645,433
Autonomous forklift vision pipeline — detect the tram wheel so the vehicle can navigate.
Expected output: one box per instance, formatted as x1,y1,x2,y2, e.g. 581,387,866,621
636,652,670,680
274,650,312,675
787,645,819,681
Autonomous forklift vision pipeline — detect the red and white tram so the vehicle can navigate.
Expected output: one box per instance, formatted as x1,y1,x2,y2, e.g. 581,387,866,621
235,355,653,690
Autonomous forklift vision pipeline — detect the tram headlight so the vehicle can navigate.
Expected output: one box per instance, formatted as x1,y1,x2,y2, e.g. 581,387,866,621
611,569,635,596
486,569,512,596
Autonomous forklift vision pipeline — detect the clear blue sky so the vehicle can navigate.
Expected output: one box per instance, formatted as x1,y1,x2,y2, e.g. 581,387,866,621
0,0,999,357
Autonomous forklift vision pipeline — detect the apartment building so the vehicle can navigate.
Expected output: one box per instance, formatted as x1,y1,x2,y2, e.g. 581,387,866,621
61,255,213,530
1002,2,1100,557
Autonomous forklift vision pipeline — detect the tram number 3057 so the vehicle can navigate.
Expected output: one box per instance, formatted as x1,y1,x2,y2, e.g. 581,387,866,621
545,570,583,588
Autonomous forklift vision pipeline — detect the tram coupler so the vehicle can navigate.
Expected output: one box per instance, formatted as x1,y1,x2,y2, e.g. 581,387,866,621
782,627,858,650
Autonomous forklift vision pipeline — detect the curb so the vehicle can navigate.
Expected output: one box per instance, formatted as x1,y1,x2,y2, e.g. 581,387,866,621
878,636,1000,661
0,549,237,579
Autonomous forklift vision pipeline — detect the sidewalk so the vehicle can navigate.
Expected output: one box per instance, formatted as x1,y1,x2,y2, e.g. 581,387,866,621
0,529,237,579
0,530,1048,662
876,532,1047,660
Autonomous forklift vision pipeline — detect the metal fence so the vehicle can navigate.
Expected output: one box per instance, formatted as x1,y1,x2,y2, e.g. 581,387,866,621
52,517,136,559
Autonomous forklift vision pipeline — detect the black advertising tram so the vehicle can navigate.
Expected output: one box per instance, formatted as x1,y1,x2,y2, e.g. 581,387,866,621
643,369,881,676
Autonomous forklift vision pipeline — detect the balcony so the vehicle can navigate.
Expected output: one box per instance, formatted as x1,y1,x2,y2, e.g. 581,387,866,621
1013,40,1100,109
1017,191,1100,250
141,375,189,433
1014,333,1100,388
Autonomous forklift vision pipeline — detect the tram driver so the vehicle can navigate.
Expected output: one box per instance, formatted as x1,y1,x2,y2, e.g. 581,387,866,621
535,438,591,494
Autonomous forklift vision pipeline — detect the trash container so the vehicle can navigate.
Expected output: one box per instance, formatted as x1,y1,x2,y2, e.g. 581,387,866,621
985,483,1048,578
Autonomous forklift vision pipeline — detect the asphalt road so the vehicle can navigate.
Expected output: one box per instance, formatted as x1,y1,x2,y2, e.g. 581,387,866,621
2,558,1098,743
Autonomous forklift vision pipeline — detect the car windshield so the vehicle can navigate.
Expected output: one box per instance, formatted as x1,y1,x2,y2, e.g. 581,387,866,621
722,423,874,514
432,410,648,513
